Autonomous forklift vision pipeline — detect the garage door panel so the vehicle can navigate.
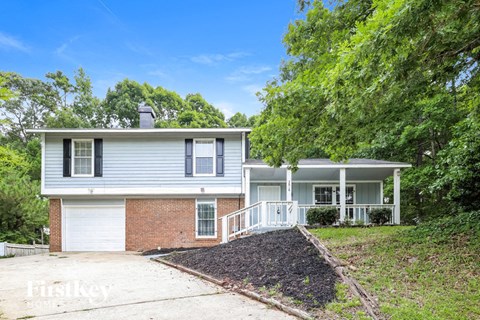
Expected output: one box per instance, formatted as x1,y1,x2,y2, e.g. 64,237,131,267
64,204,125,252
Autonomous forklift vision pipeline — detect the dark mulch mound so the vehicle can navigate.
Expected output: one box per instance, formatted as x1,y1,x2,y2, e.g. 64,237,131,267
167,228,338,309
142,247,201,256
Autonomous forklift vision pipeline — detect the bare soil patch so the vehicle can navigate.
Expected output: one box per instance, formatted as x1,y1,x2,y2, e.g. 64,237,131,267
166,228,338,310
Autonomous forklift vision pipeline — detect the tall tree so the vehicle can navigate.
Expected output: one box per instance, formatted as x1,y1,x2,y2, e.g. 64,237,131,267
251,0,480,218
227,112,248,127
183,93,227,128
102,79,154,128
0,72,57,146
0,74,14,101
0,146,48,243
46,68,102,128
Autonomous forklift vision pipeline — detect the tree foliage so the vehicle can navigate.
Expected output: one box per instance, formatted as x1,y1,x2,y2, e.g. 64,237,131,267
227,112,259,128
0,72,57,146
0,146,48,243
103,80,227,128
251,0,480,219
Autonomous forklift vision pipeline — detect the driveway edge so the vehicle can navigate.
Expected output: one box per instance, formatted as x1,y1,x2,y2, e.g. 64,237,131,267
154,258,314,320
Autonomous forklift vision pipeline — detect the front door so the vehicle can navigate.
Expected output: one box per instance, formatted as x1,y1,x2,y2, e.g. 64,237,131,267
258,186,281,202
258,186,289,226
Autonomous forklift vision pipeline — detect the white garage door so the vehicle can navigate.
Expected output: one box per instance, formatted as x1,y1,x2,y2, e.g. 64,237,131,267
63,201,125,251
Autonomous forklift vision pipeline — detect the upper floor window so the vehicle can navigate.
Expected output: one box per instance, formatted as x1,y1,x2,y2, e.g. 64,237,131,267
194,139,215,176
72,139,94,177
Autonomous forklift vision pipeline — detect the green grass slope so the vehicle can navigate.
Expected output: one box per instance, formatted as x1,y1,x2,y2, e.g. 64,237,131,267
312,211,480,320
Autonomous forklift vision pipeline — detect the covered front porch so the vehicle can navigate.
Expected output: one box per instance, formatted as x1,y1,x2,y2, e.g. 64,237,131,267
221,159,411,243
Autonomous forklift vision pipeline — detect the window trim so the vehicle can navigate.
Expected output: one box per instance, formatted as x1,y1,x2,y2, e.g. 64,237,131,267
312,184,356,205
193,138,216,177
71,139,94,178
195,198,217,239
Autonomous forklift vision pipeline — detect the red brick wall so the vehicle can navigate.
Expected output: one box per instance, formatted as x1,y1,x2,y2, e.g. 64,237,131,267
126,198,244,251
48,197,244,252
49,199,62,252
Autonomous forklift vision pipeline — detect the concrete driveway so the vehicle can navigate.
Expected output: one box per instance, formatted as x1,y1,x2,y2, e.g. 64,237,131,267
0,252,294,320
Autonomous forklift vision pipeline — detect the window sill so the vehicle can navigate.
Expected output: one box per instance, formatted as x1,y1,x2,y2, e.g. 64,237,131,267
195,235,217,240
71,174,94,178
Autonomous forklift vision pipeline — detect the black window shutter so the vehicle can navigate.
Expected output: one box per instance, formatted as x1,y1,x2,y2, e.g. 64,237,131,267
63,139,72,177
94,139,103,177
245,133,250,160
185,139,193,177
216,138,224,177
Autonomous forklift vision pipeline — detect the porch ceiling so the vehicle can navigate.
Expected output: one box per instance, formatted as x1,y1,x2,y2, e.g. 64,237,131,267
250,168,286,181
250,167,396,182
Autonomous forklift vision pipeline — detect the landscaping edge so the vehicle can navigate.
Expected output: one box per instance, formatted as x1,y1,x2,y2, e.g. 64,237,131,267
297,225,380,320
154,257,315,320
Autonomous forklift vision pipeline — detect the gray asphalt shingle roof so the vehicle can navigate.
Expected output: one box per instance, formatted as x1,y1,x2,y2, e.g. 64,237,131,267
244,158,410,167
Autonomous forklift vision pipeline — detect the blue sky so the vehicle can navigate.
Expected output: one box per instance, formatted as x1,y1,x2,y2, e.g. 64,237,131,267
0,1,303,117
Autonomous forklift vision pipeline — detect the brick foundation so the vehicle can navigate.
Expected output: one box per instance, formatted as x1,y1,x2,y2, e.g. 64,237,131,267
49,199,62,252
126,198,244,251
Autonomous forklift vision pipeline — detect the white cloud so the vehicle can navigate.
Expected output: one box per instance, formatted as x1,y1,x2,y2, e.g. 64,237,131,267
126,42,153,56
238,66,272,75
93,71,129,96
55,36,81,62
147,69,168,78
242,84,263,98
214,101,237,119
190,51,249,65
226,65,272,82
0,32,29,52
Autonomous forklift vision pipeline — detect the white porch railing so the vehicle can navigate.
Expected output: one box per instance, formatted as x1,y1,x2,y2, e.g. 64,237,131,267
221,201,298,243
221,202,396,243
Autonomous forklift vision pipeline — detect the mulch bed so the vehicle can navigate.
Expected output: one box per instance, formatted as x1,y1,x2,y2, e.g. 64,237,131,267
142,247,201,255
166,228,338,310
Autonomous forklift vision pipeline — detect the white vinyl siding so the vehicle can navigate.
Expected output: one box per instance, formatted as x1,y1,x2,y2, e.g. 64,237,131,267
44,136,242,190
72,139,94,177
196,199,216,238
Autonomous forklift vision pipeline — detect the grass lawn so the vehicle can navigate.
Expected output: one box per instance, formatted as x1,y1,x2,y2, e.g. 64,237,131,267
311,222,480,320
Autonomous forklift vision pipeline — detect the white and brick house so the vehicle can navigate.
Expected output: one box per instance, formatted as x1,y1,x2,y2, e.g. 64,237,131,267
29,107,410,252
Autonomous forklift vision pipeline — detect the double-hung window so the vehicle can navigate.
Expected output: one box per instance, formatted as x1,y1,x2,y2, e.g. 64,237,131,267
313,185,355,205
194,139,215,176
196,199,216,238
314,186,334,205
72,139,94,177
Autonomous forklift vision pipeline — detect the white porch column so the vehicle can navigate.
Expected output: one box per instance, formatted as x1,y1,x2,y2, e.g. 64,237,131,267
393,169,401,224
221,217,228,243
245,168,251,206
339,168,346,222
286,169,292,201
245,168,251,227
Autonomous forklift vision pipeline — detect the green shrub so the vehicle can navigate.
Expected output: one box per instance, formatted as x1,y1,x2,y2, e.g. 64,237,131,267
354,220,365,226
339,218,352,227
368,208,391,225
306,207,337,225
